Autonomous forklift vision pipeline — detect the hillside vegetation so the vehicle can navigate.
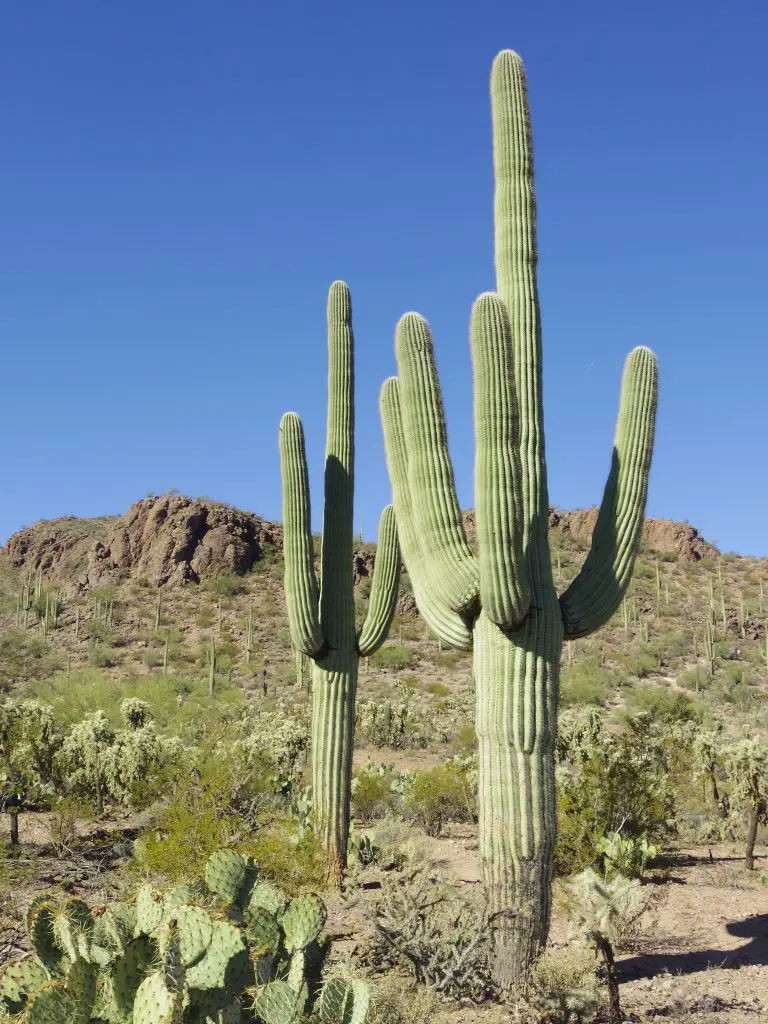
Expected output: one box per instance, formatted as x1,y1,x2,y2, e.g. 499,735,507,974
0,495,766,1023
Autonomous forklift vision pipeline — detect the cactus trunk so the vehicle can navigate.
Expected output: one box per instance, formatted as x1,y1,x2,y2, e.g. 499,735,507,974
311,653,357,881
475,600,561,989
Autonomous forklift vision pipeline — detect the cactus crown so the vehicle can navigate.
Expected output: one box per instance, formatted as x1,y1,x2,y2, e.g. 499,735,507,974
379,50,659,649
279,282,400,661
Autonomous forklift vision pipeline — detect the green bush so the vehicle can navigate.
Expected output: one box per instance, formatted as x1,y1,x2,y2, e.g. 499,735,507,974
405,761,476,837
205,571,244,597
626,686,697,725
369,646,416,672
352,765,400,821
560,660,612,707
555,714,676,876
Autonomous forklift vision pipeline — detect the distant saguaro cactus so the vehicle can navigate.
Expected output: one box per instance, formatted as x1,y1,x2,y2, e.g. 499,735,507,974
379,50,658,992
280,282,400,881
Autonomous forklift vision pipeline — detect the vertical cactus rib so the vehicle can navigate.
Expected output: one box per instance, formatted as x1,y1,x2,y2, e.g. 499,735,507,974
471,292,530,629
358,505,401,657
320,280,355,654
278,413,325,657
491,50,547,542
394,312,480,614
380,377,473,649
559,346,659,638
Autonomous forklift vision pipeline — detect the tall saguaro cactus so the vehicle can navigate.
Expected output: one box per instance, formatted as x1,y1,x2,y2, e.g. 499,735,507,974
379,51,658,992
280,282,400,882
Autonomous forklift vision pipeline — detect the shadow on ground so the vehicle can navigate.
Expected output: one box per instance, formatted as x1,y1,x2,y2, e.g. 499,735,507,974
620,914,768,979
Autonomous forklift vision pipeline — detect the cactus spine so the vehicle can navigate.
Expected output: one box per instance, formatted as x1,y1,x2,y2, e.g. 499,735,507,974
280,282,400,881
379,51,658,991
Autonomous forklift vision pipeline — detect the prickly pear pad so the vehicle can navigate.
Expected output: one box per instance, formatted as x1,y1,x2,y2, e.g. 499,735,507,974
281,894,326,952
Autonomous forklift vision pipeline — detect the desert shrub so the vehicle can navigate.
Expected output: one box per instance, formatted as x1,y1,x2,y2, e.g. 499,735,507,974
352,763,403,821
677,665,711,691
555,712,676,875
44,796,85,858
205,571,244,597
626,685,696,725
0,630,63,690
434,649,467,669
560,660,612,707
404,758,476,836
369,867,493,1000
424,680,450,697
134,749,280,881
32,667,246,742
529,945,600,1022
369,645,416,672
88,643,119,668
367,976,440,1024
241,814,328,894
617,647,657,679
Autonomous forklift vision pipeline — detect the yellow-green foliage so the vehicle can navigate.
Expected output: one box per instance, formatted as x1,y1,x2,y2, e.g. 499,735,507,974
404,760,476,837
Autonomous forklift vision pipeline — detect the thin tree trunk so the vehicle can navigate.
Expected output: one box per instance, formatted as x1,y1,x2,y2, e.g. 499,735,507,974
595,934,622,1024
9,811,19,845
745,801,763,871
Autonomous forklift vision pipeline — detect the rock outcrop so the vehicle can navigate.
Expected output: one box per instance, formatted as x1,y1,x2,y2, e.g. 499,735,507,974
2,496,282,592
461,507,717,562
1,495,717,596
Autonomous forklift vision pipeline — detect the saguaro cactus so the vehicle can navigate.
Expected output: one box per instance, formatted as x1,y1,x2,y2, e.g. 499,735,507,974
280,282,400,881
379,51,658,992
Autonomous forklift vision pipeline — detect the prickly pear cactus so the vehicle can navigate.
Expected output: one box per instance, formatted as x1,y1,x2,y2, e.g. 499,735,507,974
1,849,369,1024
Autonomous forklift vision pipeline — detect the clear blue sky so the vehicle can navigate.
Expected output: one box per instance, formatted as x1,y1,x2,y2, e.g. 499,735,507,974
2,2,767,555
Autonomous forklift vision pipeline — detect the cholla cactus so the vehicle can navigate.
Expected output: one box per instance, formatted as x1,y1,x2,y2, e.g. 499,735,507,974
724,735,768,870
233,704,311,795
379,51,658,990
0,849,370,1024
279,282,401,880
567,869,645,1024
57,708,183,815
0,698,61,844
120,698,151,729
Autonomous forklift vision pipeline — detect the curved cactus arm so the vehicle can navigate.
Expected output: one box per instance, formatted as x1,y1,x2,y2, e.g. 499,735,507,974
559,346,659,639
358,505,401,657
394,312,480,612
320,281,356,654
380,377,473,650
279,412,325,657
492,50,548,543
471,292,531,629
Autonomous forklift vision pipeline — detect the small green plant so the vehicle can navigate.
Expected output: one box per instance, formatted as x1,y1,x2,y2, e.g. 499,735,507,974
368,646,416,673
559,660,613,707
404,760,476,837
205,571,244,597
596,830,659,881
351,764,401,822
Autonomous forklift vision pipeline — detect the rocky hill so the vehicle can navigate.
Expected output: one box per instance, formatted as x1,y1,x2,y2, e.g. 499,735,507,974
1,495,717,595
